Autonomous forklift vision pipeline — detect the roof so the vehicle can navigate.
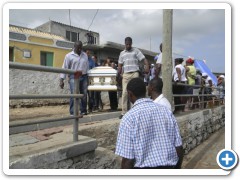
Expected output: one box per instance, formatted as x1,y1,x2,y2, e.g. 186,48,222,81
83,41,158,57
35,20,99,35
9,25,66,41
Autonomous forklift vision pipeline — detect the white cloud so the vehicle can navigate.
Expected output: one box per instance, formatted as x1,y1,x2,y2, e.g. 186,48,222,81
9,8,225,72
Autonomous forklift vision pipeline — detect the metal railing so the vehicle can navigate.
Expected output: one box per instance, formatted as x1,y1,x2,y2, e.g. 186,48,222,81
172,82,225,112
9,62,83,142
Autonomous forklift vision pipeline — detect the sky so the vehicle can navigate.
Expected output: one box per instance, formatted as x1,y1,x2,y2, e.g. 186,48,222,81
9,8,225,73
3,1,240,179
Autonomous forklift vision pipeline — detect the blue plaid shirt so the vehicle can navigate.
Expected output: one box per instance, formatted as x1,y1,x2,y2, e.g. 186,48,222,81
115,98,182,168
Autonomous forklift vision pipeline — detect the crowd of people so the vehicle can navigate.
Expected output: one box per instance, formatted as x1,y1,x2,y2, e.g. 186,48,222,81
59,38,224,169
59,41,120,115
143,55,225,113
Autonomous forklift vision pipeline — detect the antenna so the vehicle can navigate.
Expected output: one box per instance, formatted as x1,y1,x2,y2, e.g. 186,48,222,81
69,9,72,41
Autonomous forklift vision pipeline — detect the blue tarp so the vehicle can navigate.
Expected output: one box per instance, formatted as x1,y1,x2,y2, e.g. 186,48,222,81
194,59,218,86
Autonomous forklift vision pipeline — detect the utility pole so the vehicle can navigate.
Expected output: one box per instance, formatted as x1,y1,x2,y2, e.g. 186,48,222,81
162,9,173,107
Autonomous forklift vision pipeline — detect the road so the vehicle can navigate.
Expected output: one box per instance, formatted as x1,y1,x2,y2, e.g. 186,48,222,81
182,127,225,169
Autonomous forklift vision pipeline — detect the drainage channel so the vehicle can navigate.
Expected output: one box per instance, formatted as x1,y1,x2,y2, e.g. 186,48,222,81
9,111,121,134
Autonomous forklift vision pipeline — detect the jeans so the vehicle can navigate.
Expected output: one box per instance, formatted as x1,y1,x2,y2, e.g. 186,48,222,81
88,91,95,111
69,75,88,115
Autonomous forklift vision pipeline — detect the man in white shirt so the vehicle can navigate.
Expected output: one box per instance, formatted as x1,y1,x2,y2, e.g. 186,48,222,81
155,43,162,79
148,78,172,111
59,41,89,115
118,37,149,119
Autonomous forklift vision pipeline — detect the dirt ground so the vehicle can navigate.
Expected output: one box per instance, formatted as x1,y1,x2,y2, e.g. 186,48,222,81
9,104,114,122
10,105,67,121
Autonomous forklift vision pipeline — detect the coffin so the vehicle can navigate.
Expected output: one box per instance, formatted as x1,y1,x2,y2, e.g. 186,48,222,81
87,66,117,91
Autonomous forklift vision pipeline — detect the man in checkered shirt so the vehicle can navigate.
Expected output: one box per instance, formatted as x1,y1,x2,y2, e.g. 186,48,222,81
115,78,183,169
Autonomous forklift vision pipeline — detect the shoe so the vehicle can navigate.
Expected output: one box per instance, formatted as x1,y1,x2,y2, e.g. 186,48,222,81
93,107,99,111
119,115,124,119
108,109,117,112
81,112,88,115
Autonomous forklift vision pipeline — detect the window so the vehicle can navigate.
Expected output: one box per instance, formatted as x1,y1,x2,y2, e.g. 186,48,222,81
40,51,53,67
66,30,78,42
9,47,14,62
23,50,31,58
86,32,94,44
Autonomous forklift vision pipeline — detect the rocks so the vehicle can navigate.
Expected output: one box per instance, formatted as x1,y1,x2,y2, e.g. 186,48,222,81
181,106,225,154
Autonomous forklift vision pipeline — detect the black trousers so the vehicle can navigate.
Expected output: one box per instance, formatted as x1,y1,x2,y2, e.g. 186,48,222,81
108,91,118,110
173,83,185,111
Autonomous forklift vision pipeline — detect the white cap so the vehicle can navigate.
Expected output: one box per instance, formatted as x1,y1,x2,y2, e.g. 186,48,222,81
202,73,208,77
219,75,225,78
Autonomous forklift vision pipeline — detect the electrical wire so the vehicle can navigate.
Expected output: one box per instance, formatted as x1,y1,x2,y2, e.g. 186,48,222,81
87,9,99,31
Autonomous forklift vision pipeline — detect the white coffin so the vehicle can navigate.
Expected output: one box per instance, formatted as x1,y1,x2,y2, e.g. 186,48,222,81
87,66,117,91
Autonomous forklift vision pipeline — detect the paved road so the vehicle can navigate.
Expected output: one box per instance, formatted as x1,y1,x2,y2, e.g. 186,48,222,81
182,127,225,169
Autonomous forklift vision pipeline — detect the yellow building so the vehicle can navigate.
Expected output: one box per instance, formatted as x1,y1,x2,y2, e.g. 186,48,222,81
9,25,74,67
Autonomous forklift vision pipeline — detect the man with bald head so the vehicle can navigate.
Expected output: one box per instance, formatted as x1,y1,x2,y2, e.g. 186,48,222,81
60,41,89,116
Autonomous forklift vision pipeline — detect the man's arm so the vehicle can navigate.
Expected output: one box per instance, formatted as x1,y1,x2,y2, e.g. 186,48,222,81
121,157,134,169
185,66,190,82
59,54,70,89
118,63,123,76
175,145,184,169
143,58,149,73
176,67,182,82
155,53,162,78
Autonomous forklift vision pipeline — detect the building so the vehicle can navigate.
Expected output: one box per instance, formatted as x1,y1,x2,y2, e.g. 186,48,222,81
83,41,157,65
35,20,100,45
9,24,157,68
9,25,73,67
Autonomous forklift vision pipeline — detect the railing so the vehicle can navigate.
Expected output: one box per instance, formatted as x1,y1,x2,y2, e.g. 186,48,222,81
10,62,225,138
9,62,83,142
172,82,225,112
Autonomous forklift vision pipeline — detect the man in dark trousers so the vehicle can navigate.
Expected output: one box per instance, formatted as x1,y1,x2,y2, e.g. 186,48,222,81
86,50,95,113
108,62,118,111
59,41,88,115
115,78,183,169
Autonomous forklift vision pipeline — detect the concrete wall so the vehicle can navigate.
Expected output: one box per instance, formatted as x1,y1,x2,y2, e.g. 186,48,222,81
10,69,111,107
36,21,100,45
35,21,51,33
10,69,70,107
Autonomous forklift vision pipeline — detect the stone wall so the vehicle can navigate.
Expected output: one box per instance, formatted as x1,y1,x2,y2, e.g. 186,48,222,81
177,106,225,154
9,106,224,169
40,147,121,169
77,106,225,156
45,106,225,168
